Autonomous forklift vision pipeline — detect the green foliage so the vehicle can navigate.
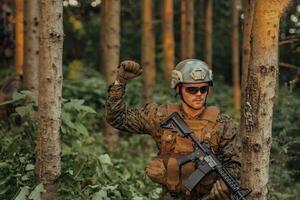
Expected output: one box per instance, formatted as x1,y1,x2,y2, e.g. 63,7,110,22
59,76,161,199
1,73,299,199
58,133,161,200
0,91,38,200
0,86,162,200
269,85,300,200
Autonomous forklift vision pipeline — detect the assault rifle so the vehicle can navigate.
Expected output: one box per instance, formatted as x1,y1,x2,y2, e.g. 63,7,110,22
160,112,251,200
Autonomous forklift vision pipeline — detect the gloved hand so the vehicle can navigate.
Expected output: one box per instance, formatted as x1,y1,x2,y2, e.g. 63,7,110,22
210,180,230,200
116,60,143,84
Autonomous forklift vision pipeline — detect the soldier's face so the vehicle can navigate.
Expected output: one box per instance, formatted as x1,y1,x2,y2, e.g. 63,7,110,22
181,83,209,110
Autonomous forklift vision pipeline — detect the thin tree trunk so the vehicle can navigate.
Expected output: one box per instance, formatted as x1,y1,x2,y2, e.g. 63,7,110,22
23,0,39,98
100,0,120,147
232,0,240,109
100,0,120,85
15,0,24,76
35,0,63,199
181,0,194,59
0,2,14,66
142,0,156,102
204,0,212,68
240,1,291,199
162,0,174,82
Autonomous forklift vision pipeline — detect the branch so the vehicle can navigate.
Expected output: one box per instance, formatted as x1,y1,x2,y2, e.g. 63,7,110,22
279,37,300,45
279,62,300,70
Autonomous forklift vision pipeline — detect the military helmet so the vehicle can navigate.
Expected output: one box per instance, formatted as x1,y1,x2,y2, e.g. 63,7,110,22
171,59,213,89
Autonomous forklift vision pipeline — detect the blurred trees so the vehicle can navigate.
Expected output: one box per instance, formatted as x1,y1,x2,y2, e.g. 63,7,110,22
0,1,14,67
57,0,299,89
1,0,299,87
142,0,156,102
231,0,240,109
180,0,194,59
15,0,23,76
23,0,39,97
241,0,254,113
162,0,174,82
204,0,213,68
100,0,120,146
100,0,120,85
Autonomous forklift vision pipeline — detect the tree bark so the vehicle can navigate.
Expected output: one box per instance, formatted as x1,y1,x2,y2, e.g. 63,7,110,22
15,0,24,76
204,0,212,68
35,1,63,199
232,0,240,109
100,0,120,147
142,0,156,102
180,0,194,59
240,1,291,199
100,0,120,85
162,0,175,82
23,0,39,98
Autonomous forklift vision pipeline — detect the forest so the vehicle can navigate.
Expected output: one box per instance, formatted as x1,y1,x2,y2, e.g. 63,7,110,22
0,0,299,200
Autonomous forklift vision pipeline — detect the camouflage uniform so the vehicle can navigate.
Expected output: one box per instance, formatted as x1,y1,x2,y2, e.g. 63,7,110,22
106,84,241,200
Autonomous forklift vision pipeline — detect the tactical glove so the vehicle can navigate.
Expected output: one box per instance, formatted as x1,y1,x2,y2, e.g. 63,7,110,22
210,180,230,200
116,60,143,84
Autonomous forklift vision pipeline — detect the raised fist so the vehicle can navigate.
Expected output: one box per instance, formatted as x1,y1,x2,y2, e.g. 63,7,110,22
116,60,143,84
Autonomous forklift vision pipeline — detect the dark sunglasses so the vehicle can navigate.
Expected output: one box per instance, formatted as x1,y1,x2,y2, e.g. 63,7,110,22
185,86,209,94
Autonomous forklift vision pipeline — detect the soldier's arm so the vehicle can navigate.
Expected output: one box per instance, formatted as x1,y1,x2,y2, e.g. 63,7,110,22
106,82,160,135
216,113,241,179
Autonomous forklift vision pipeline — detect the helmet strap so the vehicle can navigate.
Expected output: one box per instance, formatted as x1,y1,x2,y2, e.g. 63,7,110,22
174,84,182,97
204,88,209,107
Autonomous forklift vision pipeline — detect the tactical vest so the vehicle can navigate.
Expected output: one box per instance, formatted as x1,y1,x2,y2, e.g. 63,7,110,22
146,104,220,196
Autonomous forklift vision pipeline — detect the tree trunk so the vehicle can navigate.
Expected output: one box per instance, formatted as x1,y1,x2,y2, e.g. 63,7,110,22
142,0,156,102
23,0,39,98
240,1,291,199
100,0,120,85
232,0,240,109
15,0,24,76
100,0,120,147
35,1,63,199
180,0,194,59
162,0,175,82
204,0,212,68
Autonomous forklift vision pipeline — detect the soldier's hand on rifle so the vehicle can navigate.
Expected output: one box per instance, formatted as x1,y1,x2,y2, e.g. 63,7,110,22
210,180,230,200
116,60,143,84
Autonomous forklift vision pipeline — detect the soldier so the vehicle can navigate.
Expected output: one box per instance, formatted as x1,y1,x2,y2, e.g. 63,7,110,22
106,59,241,200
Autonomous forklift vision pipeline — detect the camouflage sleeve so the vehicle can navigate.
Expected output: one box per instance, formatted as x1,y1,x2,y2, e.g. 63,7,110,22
216,113,241,179
105,83,160,135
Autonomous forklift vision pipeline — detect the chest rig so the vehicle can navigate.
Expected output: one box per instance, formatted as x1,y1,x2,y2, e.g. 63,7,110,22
146,104,220,195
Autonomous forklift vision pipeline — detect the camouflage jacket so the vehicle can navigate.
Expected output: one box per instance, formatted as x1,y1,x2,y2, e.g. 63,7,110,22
106,84,241,175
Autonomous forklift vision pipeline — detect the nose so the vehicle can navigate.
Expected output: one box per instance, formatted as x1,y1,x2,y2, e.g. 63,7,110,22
195,90,203,95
